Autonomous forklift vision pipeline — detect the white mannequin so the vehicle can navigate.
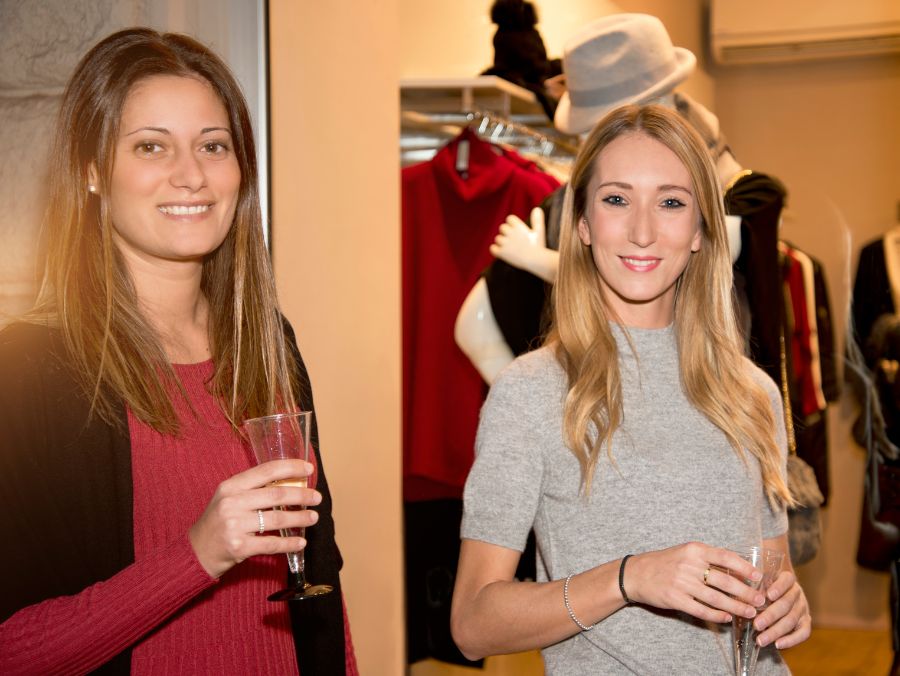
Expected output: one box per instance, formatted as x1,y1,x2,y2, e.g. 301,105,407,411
455,98,748,385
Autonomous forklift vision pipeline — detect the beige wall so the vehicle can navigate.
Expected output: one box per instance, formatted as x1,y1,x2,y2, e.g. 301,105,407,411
715,53,900,629
400,0,621,80
268,1,404,672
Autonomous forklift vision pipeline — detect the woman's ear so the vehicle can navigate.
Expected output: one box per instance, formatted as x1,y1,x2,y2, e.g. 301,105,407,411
690,218,702,253
87,163,99,194
577,216,591,246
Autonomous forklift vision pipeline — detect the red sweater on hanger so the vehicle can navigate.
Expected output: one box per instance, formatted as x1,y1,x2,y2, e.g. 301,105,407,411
402,128,559,501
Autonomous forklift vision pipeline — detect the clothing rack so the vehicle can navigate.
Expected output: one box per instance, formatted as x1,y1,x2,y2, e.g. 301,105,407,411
400,109,578,169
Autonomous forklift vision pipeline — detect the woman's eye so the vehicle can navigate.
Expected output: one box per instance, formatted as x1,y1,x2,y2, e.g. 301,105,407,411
602,195,626,206
135,142,162,155
662,198,686,209
201,141,229,155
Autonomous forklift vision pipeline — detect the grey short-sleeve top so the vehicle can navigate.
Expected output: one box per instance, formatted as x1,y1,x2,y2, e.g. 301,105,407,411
461,324,789,675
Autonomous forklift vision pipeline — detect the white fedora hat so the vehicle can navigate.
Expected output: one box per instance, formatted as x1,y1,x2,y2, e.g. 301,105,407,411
554,14,696,135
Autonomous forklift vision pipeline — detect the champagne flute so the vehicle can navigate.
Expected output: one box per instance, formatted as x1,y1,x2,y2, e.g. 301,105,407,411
730,546,785,676
243,411,333,601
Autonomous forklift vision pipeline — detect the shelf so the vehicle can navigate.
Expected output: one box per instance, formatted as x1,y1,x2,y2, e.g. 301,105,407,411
400,76,545,118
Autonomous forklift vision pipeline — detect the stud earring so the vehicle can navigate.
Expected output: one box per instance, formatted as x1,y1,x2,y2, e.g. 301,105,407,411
88,184,97,193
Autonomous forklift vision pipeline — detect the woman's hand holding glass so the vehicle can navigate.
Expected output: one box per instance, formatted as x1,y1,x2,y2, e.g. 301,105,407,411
188,459,320,580
622,542,765,623
752,566,811,649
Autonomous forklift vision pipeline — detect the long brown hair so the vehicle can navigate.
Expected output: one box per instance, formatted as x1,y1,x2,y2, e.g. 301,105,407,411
30,28,296,433
548,104,792,506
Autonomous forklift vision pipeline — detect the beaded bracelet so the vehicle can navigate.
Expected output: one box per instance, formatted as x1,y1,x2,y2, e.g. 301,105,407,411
563,573,595,632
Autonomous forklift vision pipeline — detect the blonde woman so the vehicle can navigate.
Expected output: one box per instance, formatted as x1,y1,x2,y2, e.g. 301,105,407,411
451,105,810,674
0,28,355,674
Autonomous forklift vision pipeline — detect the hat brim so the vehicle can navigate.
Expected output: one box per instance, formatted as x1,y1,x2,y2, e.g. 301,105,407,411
554,47,696,136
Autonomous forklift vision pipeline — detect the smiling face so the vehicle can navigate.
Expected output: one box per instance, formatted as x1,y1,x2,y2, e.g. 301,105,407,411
577,131,702,328
100,74,241,273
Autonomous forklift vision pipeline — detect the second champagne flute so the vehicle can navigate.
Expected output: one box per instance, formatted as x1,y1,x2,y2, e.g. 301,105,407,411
731,545,784,676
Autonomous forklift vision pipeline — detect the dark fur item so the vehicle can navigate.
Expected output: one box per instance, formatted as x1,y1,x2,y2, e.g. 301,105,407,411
482,0,562,118
491,0,538,29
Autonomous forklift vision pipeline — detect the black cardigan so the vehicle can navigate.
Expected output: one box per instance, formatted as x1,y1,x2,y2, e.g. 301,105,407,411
0,321,347,674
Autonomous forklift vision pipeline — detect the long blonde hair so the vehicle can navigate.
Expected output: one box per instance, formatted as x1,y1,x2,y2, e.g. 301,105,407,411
547,104,792,506
29,28,297,433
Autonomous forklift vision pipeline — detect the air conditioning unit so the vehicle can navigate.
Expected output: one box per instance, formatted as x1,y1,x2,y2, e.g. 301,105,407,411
710,0,900,65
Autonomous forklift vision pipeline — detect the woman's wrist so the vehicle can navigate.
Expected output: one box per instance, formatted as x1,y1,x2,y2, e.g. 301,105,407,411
618,554,634,605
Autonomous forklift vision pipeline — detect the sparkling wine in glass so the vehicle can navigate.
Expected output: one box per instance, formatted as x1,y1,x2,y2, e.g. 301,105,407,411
243,411,333,601
731,546,785,676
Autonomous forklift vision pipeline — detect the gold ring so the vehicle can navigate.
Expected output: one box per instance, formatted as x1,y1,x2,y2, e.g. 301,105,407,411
703,567,711,585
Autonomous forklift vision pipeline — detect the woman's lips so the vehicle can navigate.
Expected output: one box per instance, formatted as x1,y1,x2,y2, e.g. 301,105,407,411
620,255,661,272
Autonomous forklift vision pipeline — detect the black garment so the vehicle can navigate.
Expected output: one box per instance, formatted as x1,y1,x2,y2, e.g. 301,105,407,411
404,499,537,668
853,238,896,351
404,500,482,668
0,320,347,675
484,187,563,356
727,172,787,386
852,238,900,448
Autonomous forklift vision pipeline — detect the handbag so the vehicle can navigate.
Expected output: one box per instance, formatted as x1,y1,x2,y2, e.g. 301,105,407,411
779,332,824,565
786,452,824,566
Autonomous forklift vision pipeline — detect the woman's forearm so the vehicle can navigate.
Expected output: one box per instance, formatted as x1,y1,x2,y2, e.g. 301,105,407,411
451,542,627,660
0,536,215,675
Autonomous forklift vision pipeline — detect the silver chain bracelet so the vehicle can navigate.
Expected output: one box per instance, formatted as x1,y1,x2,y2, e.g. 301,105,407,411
563,573,595,631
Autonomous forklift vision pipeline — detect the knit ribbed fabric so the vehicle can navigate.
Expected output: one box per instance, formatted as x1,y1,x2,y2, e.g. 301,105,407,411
129,360,299,675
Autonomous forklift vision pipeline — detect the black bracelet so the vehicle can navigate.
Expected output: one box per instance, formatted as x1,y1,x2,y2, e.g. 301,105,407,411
618,554,633,605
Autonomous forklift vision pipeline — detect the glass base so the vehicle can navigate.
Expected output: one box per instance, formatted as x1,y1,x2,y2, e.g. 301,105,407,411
267,583,334,602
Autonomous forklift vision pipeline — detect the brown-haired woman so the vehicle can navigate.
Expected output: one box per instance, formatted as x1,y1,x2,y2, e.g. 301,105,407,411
0,28,356,675
451,104,810,674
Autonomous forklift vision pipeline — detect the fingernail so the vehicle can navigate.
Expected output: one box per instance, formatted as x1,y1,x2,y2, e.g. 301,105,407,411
755,618,767,630
754,594,765,606
304,462,315,474
757,635,769,647
308,510,319,523
312,490,322,505
745,608,757,619
724,614,733,622
751,570,762,581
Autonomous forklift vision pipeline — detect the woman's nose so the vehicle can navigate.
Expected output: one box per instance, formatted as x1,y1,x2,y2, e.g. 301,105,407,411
628,210,658,248
169,150,206,191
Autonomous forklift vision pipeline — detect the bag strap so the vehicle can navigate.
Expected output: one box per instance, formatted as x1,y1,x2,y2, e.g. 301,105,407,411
779,329,798,456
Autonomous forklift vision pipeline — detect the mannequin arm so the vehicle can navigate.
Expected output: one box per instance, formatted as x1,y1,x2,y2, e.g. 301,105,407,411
489,207,559,284
454,279,515,385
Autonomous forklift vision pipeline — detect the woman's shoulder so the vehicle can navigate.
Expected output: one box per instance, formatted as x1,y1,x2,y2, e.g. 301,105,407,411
491,346,565,397
0,321,63,371
0,321,76,416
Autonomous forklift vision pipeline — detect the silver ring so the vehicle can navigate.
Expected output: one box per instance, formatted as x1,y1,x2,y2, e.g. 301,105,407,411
703,567,711,585
257,509,265,534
